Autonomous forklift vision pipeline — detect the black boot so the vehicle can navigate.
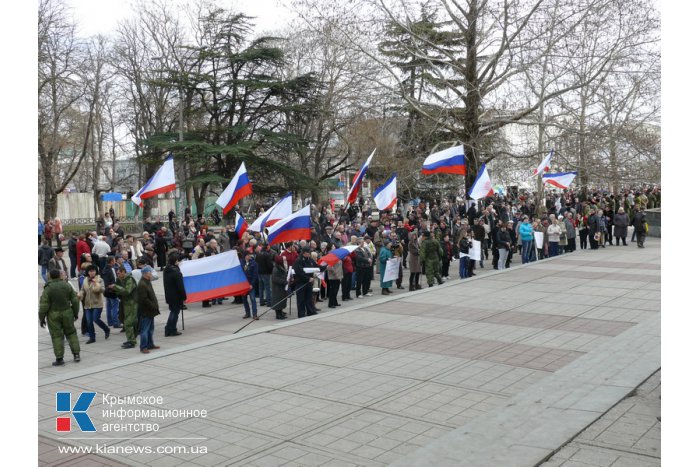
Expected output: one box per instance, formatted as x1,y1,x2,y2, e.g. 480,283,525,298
73,354,80,362
52,358,65,366
276,311,287,320
409,284,415,291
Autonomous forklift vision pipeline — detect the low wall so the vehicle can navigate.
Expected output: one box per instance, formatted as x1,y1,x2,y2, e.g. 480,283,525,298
646,208,660,237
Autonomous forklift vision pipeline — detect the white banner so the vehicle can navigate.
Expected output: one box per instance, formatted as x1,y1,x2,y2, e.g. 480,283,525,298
383,257,400,282
534,232,544,249
468,240,482,261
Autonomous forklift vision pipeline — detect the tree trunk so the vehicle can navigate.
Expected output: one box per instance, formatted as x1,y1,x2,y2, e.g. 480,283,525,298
43,169,58,221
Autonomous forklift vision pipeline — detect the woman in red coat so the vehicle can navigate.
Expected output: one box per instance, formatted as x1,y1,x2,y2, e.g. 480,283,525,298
76,234,91,270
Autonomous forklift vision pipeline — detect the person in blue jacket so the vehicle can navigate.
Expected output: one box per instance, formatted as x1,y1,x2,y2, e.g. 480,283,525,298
518,216,535,264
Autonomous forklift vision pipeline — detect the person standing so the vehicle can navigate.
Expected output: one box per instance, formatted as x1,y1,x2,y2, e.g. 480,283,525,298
518,216,534,264
136,266,160,353
420,230,443,287
379,239,394,295
163,254,186,336
102,256,122,329
496,223,511,270
578,213,589,250
341,253,354,302
354,238,373,298
39,269,81,366
242,251,259,319
111,266,139,349
293,247,316,317
271,255,289,320
613,208,630,246
68,233,79,278
632,209,648,248
588,210,601,250
564,213,577,253
78,265,110,344
48,248,69,280
38,218,44,246
407,231,423,290
54,217,64,249
256,244,273,306
38,240,55,283
326,246,343,307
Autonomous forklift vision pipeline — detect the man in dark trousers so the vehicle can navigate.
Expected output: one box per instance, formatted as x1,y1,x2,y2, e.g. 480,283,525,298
40,269,81,366
68,232,79,278
102,256,122,329
292,247,316,318
163,253,187,336
137,266,160,354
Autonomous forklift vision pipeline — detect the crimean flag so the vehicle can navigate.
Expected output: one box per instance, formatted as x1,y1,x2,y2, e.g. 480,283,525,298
533,149,553,176
266,205,312,245
347,149,375,205
422,145,466,175
131,154,176,207
542,171,577,189
233,211,248,237
249,193,293,232
179,251,251,303
215,162,253,215
373,173,397,211
468,164,495,200
318,245,359,267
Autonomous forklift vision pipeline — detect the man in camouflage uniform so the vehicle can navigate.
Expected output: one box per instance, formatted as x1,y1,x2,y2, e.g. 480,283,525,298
39,269,81,366
420,230,443,287
110,266,139,349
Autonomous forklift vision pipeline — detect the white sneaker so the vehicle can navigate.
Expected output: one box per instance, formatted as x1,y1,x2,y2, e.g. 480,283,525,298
366,293,373,297
445,276,451,280
357,295,364,299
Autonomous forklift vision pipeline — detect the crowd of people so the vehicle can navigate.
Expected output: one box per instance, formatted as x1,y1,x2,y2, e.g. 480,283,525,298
38,186,657,367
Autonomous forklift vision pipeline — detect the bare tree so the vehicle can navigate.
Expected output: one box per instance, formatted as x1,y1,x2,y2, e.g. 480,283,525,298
38,0,98,219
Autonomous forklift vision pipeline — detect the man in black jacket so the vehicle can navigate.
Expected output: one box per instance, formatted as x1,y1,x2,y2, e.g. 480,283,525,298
293,247,317,318
588,211,601,250
163,253,187,336
137,266,160,353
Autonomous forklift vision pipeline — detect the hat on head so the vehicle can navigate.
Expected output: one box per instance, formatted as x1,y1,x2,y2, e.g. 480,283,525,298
141,266,154,274
558,215,564,219
54,247,64,252
301,246,311,254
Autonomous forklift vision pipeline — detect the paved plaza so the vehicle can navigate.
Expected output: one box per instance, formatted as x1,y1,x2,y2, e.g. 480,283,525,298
38,239,661,466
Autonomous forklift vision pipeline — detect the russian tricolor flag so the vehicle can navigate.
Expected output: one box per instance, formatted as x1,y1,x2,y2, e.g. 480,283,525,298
234,211,248,236
249,193,293,232
468,164,495,200
131,154,176,207
373,173,397,211
533,149,553,176
542,171,577,189
179,251,251,303
422,145,466,175
347,149,375,205
319,245,359,267
266,205,312,245
215,162,253,215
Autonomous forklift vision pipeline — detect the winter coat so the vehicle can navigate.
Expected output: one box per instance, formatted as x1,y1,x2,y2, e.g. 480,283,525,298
256,250,274,275
163,264,187,306
613,213,630,237
137,278,160,318
408,238,422,273
271,262,288,311
632,212,647,232
79,275,105,309
518,222,534,241
38,244,55,266
564,218,576,239
243,258,259,285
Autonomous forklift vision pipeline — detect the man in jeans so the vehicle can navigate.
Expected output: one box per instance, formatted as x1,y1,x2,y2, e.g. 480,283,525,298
354,238,373,298
136,266,160,354
256,244,273,306
518,216,534,264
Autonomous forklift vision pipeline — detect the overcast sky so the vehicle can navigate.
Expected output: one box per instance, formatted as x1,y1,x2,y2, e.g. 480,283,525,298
66,0,292,37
